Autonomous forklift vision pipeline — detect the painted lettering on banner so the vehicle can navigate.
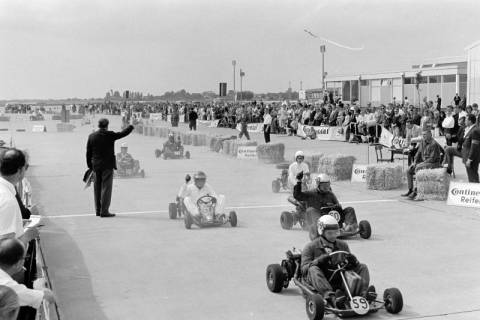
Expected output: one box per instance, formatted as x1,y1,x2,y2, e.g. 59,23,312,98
237,146,257,159
149,113,163,121
351,164,367,182
447,182,480,208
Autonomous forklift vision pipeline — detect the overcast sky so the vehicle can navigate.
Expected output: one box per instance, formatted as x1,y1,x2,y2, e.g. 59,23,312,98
1,0,479,99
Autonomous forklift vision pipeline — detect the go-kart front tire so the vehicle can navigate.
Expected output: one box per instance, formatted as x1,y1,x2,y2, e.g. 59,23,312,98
266,264,285,293
306,294,324,320
359,220,372,239
168,203,177,219
185,151,190,159
280,211,294,230
184,213,193,229
384,288,403,314
229,211,237,227
272,180,281,193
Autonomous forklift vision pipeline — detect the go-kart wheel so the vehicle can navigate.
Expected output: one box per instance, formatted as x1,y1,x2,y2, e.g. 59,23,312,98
185,151,190,159
383,288,403,314
266,264,285,293
155,149,162,158
272,180,281,193
305,294,324,320
184,212,193,229
140,169,145,178
168,203,177,220
280,211,294,230
359,220,372,239
229,211,237,227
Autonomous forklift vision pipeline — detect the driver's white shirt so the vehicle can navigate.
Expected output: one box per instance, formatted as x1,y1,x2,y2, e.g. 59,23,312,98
288,162,309,186
184,183,217,203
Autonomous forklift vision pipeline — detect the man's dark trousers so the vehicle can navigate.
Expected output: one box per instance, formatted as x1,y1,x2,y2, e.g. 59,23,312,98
94,169,114,215
189,120,196,131
264,125,270,143
467,161,479,183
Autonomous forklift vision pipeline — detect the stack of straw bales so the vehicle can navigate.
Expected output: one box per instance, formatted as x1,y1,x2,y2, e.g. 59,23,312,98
416,168,451,200
366,163,403,190
304,154,324,173
317,154,356,181
256,143,285,164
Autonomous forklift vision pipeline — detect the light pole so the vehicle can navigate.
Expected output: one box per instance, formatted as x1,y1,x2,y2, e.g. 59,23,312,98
320,45,326,92
232,60,237,102
240,69,245,101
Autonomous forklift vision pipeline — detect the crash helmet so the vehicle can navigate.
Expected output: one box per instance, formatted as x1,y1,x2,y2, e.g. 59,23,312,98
121,142,128,149
194,171,207,181
317,215,339,234
294,150,305,161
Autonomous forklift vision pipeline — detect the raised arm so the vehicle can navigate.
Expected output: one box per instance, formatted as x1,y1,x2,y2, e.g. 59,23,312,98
113,125,134,140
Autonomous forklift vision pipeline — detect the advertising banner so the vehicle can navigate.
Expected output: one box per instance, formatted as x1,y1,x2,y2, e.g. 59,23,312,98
351,164,367,182
236,123,263,133
237,146,258,159
447,182,480,208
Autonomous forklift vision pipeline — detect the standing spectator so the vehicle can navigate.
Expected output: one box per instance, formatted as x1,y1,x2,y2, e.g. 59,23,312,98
404,96,409,106
453,93,461,106
443,116,466,175
238,106,250,140
263,107,272,143
86,118,134,218
442,106,456,146
436,95,442,111
463,114,480,182
188,107,198,131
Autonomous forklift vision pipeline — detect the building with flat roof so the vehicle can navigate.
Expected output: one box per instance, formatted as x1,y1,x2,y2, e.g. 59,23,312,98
466,41,480,105
307,57,468,107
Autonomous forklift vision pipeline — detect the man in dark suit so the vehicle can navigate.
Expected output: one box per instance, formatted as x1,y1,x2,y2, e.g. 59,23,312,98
443,115,466,174
463,114,480,182
86,118,134,217
188,107,198,131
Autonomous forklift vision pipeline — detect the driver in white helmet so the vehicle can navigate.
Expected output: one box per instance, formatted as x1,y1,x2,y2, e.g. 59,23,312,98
301,215,371,307
183,171,225,218
288,151,310,188
294,172,359,236
116,142,134,172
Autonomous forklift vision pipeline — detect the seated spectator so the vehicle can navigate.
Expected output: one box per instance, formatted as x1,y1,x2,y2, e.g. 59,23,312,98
402,130,443,200
0,238,55,309
405,119,423,165
0,285,19,320
443,114,468,175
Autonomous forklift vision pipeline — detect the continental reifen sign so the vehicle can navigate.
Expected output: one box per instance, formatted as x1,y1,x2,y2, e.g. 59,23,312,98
447,182,480,208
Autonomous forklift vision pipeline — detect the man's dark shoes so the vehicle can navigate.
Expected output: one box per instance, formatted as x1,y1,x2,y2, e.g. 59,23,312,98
401,189,413,197
100,212,116,218
408,190,418,200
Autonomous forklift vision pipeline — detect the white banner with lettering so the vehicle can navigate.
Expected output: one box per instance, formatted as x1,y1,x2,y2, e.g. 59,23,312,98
236,123,263,133
237,146,258,159
447,182,480,208
351,164,367,182
149,113,163,121
297,124,346,141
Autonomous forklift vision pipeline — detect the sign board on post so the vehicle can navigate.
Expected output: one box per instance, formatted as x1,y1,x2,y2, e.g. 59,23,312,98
379,126,394,147
32,125,46,132
237,146,257,160
351,164,367,182
447,182,480,208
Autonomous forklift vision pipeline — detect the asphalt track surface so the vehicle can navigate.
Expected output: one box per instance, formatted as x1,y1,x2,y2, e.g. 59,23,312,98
4,115,480,320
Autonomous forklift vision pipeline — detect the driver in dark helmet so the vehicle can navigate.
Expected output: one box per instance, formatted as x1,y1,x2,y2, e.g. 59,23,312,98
301,215,371,307
293,172,359,236
183,171,225,218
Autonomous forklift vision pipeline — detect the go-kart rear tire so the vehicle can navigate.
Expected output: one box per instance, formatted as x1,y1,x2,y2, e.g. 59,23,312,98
185,151,190,159
168,203,177,220
384,288,403,314
229,211,237,227
184,212,193,229
280,211,294,230
272,180,281,193
305,294,324,320
266,264,285,293
359,220,372,239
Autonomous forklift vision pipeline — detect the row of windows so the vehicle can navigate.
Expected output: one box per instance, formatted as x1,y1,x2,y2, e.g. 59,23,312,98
333,74,467,87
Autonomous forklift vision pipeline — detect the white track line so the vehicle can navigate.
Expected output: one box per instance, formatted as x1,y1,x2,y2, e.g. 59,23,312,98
45,199,398,219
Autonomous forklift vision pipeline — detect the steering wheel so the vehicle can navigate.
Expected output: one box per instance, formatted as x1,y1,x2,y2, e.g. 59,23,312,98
327,250,351,272
196,195,217,207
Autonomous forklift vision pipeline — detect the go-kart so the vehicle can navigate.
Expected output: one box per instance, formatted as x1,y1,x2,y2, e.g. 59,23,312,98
280,199,371,240
114,160,145,178
169,196,186,219
29,113,45,121
266,249,403,320
155,148,190,160
184,195,237,229
272,163,311,193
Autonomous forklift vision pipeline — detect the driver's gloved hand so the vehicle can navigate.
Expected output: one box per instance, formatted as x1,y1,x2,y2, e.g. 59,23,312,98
313,254,331,267
296,171,304,181
346,254,360,268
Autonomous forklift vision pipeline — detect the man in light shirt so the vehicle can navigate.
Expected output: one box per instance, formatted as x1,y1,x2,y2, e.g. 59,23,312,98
0,238,55,309
183,172,225,217
263,107,272,143
288,151,310,188
442,105,456,146
0,149,38,246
